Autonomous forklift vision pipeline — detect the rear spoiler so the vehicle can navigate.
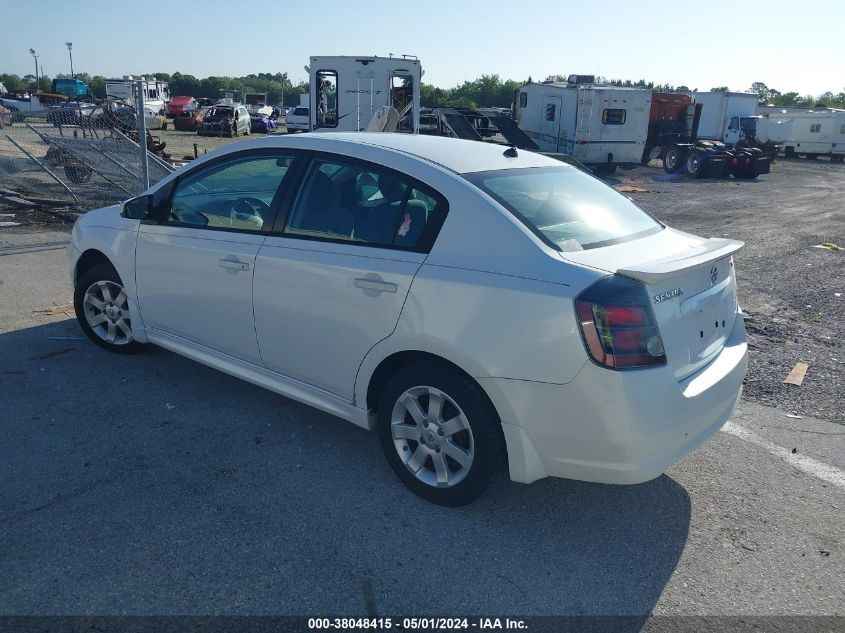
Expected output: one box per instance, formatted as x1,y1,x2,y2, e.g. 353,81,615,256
617,238,744,284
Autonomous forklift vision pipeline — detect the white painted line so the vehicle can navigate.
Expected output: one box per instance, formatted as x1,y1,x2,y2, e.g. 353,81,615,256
722,422,845,491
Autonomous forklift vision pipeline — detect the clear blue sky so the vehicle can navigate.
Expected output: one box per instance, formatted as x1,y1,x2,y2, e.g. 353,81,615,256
3,0,842,95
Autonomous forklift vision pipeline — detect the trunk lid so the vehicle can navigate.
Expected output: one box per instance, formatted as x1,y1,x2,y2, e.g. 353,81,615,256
563,228,743,380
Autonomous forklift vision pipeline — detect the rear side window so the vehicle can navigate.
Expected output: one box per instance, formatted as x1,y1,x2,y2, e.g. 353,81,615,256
602,109,627,125
466,167,662,251
284,157,447,251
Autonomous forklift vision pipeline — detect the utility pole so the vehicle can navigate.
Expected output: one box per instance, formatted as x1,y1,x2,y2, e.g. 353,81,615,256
29,48,39,91
66,42,74,78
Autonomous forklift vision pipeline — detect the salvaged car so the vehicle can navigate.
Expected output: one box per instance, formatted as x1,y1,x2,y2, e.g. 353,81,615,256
67,134,748,506
166,95,197,118
250,112,277,133
173,108,205,132
197,105,251,137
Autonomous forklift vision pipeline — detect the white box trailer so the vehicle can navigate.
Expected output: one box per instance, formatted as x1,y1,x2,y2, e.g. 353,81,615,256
513,80,651,171
305,55,422,133
105,76,170,115
692,91,758,145
758,106,845,161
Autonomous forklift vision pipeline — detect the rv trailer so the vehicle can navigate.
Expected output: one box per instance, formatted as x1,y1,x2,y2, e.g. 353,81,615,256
105,76,170,115
305,55,422,133
758,106,845,161
512,76,651,172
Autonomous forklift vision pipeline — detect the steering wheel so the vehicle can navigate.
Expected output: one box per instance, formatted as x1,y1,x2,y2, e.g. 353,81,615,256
229,196,269,228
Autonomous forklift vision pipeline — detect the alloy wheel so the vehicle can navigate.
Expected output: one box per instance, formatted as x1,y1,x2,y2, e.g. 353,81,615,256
390,386,475,488
82,280,133,345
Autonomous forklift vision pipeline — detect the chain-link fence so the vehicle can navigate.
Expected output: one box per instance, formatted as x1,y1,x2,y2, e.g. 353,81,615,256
0,100,174,213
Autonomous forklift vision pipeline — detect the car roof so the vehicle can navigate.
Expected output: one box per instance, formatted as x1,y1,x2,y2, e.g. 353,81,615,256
255,133,566,174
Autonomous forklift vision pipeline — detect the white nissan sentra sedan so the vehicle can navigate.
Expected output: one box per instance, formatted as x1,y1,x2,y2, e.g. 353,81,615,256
67,133,748,505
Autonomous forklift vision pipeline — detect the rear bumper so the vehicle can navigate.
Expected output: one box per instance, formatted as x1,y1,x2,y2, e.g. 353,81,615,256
484,313,747,485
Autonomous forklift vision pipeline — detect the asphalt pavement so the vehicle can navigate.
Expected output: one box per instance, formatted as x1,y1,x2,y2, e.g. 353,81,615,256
0,232,843,617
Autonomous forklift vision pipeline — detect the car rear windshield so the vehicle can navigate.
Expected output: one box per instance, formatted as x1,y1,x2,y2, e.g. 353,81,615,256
465,166,662,251
292,107,309,116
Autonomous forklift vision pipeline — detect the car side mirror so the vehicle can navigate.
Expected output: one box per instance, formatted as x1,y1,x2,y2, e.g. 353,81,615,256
123,194,152,219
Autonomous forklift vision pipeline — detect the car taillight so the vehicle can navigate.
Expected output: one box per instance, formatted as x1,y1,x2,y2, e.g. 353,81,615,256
575,275,666,370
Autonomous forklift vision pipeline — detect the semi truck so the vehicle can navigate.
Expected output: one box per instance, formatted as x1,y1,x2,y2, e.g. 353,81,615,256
513,76,651,173
660,102,771,178
52,78,89,100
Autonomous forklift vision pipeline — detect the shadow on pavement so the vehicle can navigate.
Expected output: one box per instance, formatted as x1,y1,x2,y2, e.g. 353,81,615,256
0,320,691,620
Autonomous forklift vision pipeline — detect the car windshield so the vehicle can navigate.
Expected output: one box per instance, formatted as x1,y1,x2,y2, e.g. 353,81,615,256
465,166,663,251
206,107,233,120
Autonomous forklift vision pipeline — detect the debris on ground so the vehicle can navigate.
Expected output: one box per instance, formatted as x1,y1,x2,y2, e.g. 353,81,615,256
813,243,841,250
33,303,75,318
615,184,653,193
786,414,804,419
784,362,809,386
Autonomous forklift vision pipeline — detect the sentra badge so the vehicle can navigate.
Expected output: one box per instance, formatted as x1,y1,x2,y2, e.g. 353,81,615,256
654,288,683,303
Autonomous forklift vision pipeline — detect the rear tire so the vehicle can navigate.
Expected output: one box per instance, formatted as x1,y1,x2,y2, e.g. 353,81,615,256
377,361,505,506
74,264,142,354
663,146,686,173
686,149,706,178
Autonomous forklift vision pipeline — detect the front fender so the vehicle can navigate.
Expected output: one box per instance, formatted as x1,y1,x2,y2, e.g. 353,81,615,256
72,210,145,342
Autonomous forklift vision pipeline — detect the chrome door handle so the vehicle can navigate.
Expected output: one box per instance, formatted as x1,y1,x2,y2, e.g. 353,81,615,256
218,258,250,271
354,278,397,294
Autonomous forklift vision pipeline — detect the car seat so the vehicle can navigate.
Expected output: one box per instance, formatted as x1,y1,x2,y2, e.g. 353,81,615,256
297,171,354,237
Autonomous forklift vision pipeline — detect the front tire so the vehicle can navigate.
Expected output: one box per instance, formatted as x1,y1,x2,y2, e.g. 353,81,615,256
377,362,505,506
74,264,142,354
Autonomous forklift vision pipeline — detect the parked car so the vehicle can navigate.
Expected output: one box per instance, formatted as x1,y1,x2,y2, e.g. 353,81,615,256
166,95,197,118
173,109,205,132
285,106,309,132
250,112,277,133
67,134,748,506
46,101,85,127
197,105,250,137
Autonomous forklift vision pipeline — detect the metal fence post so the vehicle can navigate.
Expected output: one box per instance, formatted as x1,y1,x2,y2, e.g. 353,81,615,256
135,80,150,191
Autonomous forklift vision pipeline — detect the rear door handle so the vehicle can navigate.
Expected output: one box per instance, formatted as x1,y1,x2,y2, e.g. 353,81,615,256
219,258,250,271
354,278,397,294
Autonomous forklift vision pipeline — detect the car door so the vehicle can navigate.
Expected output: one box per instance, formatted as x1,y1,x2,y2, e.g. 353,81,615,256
135,150,297,364
253,154,448,400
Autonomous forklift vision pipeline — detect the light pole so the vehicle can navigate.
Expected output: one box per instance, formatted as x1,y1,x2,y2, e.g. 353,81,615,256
66,42,74,78
29,48,39,91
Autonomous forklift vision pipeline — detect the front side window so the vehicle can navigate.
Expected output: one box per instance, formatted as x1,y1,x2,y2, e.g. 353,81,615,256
602,109,627,125
166,153,295,231
284,158,446,250
466,167,662,251
728,117,739,132
315,70,338,128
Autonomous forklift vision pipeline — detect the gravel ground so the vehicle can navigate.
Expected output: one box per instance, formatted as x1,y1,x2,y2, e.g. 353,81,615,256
616,158,844,423
159,119,289,161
